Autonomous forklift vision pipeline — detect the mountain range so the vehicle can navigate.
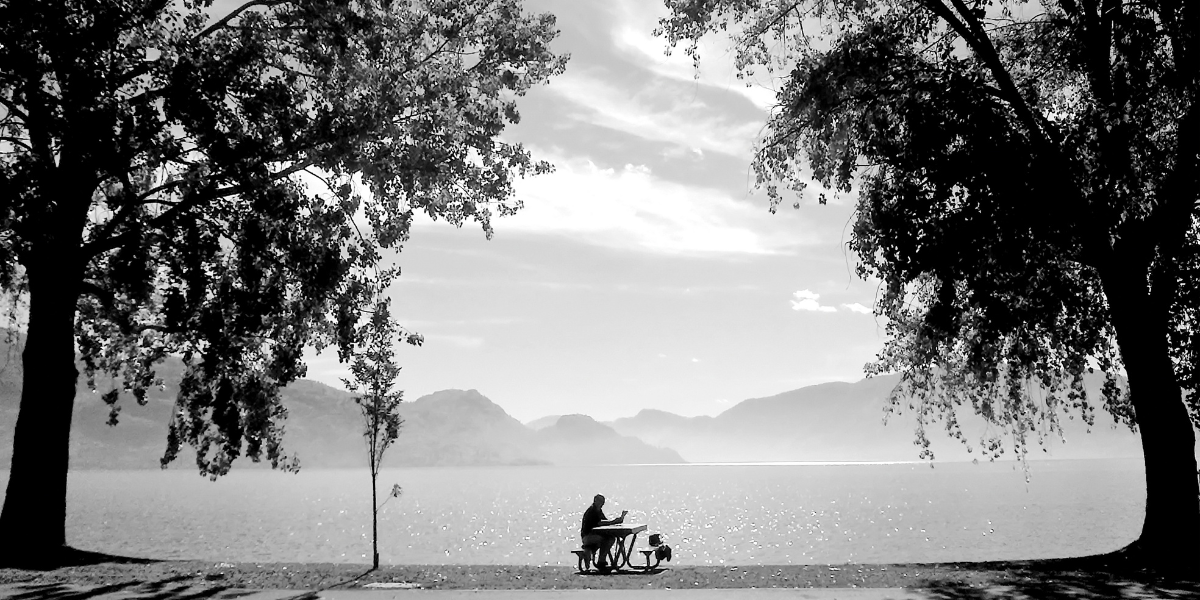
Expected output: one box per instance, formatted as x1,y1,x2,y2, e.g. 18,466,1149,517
0,343,1147,469
0,350,682,469
601,374,1145,463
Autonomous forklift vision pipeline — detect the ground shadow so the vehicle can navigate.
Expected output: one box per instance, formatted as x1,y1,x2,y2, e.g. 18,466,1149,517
308,568,374,592
915,553,1200,599
0,547,159,570
577,567,668,576
0,578,260,600
920,576,1199,600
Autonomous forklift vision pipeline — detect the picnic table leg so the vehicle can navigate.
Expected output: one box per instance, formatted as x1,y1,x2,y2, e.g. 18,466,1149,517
603,540,619,570
618,532,640,569
602,535,627,571
614,536,628,570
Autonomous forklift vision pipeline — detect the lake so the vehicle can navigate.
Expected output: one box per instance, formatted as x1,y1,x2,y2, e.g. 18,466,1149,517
0,459,1145,566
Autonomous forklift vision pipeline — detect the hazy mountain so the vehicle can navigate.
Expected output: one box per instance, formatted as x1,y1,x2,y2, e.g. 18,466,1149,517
524,415,562,430
0,332,1147,468
605,374,1146,463
0,353,683,468
534,414,684,464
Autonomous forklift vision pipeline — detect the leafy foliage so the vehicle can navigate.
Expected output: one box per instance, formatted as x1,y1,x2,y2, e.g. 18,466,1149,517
657,0,1197,460
343,298,408,477
0,0,566,477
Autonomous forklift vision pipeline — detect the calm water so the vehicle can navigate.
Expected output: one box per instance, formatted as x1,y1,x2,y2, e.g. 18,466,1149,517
0,459,1145,565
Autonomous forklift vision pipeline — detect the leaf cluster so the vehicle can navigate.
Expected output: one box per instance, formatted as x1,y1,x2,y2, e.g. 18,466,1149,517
659,0,1198,459
341,298,411,476
0,0,566,477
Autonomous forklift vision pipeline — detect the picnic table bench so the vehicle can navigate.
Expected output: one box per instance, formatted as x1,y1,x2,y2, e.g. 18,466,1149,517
573,523,659,572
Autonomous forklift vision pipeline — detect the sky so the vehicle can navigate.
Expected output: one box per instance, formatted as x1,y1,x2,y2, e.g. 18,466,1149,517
304,0,889,423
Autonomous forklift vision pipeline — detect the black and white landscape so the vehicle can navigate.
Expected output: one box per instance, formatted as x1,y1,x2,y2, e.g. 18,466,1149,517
0,355,1142,468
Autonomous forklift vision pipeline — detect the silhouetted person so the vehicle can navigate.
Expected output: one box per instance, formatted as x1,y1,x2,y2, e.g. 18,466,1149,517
581,493,626,569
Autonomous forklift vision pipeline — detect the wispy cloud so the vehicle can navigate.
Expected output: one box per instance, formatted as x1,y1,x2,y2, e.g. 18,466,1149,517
425,334,484,349
504,151,811,255
396,316,522,329
607,0,780,112
791,289,837,312
547,67,763,159
660,145,705,161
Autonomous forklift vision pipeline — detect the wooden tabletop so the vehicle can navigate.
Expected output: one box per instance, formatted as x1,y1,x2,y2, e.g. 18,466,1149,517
590,523,647,537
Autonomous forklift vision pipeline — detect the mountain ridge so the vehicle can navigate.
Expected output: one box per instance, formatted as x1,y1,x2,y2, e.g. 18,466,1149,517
0,359,684,469
0,332,1149,469
599,373,1145,463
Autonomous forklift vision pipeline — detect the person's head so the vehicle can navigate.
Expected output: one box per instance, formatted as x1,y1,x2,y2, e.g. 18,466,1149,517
593,494,605,508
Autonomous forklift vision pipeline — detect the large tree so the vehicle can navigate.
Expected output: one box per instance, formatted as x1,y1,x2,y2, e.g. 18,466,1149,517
0,0,565,562
659,0,1199,573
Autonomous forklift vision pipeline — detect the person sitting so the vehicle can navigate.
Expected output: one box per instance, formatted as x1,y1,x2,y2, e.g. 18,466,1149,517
580,493,627,570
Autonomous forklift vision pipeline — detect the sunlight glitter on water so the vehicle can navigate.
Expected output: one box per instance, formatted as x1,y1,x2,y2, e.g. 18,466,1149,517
1,459,1145,565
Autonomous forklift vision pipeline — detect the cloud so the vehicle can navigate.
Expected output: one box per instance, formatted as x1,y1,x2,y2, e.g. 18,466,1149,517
660,145,705,161
791,289,837,312
546,67,763,159
841,302,873,314
425,334,484,349
691,358,701,363
501,151,812,255
607,0,780,112
395,316,521,328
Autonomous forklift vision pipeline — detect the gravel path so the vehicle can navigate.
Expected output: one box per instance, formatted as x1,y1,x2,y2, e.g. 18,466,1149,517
2,555,1197,597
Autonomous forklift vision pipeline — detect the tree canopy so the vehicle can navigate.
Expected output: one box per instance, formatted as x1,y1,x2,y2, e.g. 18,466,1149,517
659,0,1198,572
0,0,565,557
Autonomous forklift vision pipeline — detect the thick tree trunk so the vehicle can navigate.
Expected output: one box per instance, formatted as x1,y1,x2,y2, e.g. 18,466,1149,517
0,264,83,565
1106,277,1200,575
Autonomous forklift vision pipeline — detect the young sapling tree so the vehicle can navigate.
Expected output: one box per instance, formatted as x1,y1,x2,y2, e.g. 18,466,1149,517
343,298,414,570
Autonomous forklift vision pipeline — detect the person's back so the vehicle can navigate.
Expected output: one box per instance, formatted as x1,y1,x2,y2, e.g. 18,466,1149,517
581,502,605,538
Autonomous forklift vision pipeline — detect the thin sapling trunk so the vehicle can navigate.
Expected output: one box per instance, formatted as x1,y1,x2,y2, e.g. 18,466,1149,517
344,299,409,571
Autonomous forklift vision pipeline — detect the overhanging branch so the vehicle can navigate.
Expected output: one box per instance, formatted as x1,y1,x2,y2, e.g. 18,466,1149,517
195,0,290,39
81,157,317,260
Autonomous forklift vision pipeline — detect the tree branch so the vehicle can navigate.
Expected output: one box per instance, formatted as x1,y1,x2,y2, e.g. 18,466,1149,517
940,0,1057,147
0,136,34,153
82,157,317,260
0,95,30,123
195,0,290,40
80,280,115,311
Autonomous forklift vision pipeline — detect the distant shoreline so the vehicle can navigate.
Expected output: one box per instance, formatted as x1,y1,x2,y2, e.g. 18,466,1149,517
0,554,1191,592
0,455,1150,474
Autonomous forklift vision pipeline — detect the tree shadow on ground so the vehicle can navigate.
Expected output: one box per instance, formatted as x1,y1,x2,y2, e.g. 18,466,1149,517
0,578,269,600
921,577,1198,600
0,547,159,570
921,553,1200,599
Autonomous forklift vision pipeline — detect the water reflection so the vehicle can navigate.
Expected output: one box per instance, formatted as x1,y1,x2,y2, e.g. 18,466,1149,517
0,459,1146,565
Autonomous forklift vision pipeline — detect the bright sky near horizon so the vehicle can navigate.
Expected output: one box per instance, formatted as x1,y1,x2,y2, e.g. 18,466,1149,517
304,0,889,423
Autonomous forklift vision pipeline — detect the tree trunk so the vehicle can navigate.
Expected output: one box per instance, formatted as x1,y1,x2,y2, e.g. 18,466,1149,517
1106,276,1200,575
0,264,83,565
371,465,379,570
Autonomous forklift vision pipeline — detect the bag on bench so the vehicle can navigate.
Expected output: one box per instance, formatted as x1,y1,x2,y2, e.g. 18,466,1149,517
647,533,671,563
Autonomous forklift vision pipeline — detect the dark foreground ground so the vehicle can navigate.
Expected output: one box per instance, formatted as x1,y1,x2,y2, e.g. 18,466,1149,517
2,552,1199,598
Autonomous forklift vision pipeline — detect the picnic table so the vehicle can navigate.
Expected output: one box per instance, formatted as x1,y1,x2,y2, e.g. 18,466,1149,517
589,523,648,570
